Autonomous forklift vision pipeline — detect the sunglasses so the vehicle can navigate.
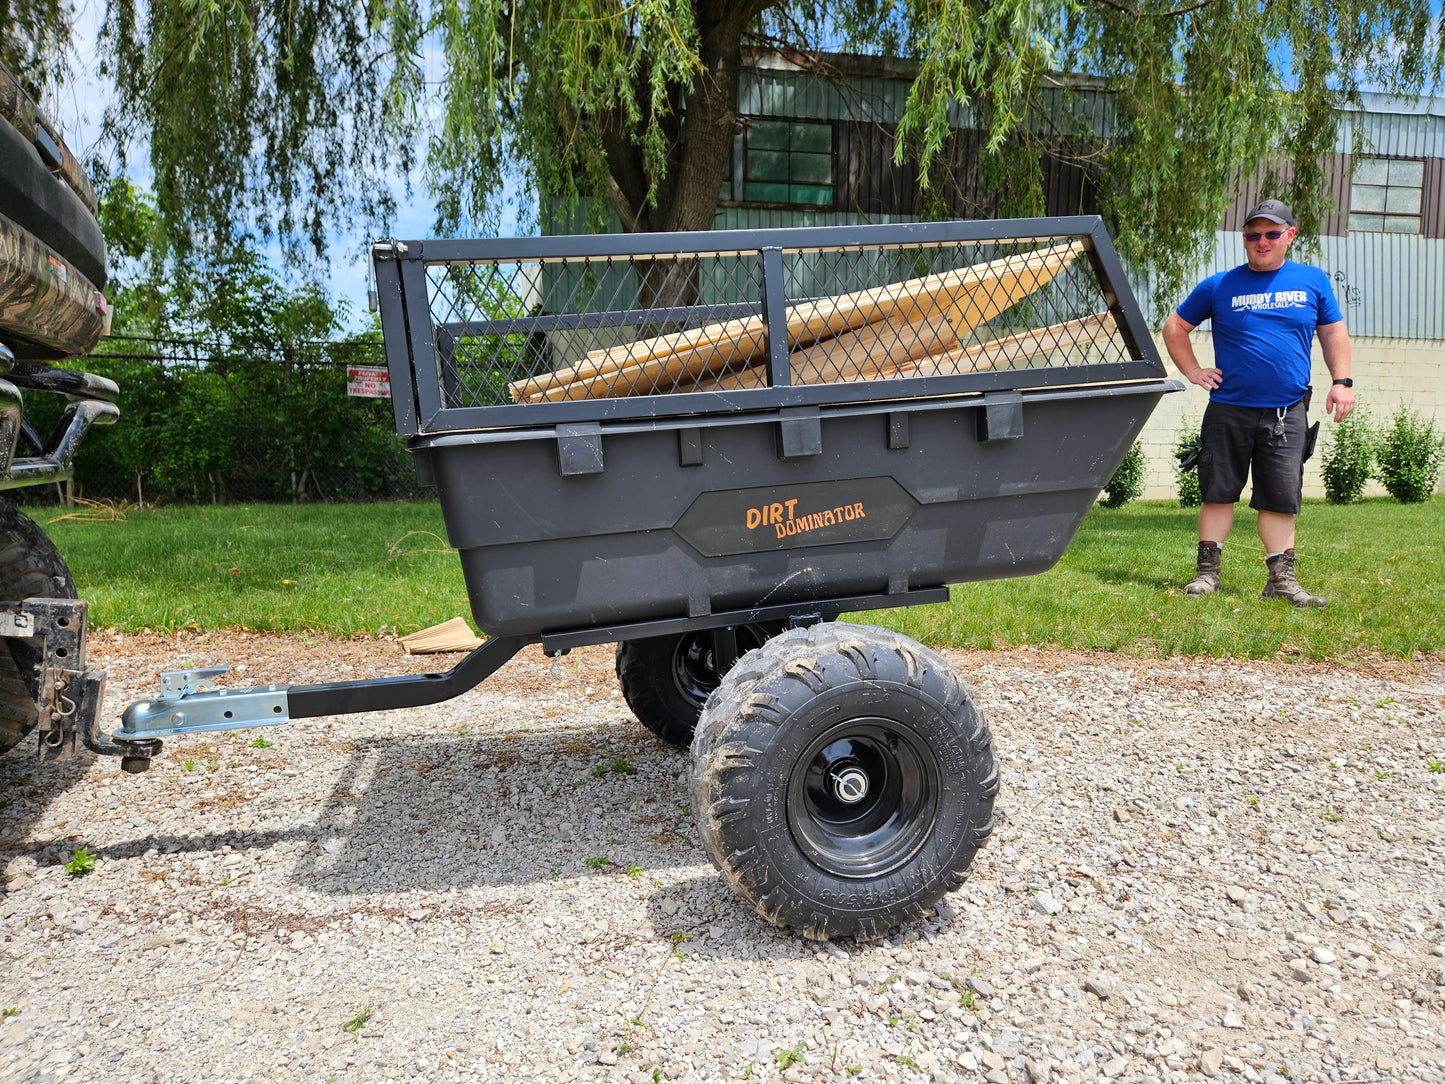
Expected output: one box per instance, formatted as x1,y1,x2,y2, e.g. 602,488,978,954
1244,229,1290,241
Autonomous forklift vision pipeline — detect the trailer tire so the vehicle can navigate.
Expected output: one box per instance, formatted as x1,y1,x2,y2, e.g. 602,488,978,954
616,625,779,747
0,498,77,755
690,623,997,941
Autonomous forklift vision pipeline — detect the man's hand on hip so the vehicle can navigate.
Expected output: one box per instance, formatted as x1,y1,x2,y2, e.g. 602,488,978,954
1325,383,1356,422
1187,367,1223,391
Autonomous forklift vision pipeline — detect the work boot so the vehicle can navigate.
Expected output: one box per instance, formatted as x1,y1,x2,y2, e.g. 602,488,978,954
1261,548,1326,608
1184,541,1222,596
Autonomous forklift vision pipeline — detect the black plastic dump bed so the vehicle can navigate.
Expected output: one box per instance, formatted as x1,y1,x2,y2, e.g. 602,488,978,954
372,217,1178,638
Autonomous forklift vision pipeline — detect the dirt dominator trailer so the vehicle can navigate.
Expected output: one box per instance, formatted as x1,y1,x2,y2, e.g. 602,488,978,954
115,218,1179,939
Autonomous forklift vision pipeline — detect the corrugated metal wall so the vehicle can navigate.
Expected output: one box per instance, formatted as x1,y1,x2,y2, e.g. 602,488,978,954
1135,232,1445,340
711,206,913,231
738,63,1115,137
1338,96,1445,158
738,65,913,124
1222,156,1353,236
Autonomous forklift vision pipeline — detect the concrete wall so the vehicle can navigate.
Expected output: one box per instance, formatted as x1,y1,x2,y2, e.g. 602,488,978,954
1137,334,1445,500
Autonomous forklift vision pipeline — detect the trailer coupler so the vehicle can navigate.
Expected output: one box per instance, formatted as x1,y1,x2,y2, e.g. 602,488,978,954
118,666,291,740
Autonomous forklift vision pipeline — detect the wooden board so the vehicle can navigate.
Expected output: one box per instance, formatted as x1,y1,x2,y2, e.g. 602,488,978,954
879,311,1120,379
399,617,484,655
509,241,1084,402
692,311,1119,392
687,313,956,392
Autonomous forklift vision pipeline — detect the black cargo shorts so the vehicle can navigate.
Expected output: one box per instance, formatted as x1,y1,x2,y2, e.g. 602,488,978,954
1197,399,1308,515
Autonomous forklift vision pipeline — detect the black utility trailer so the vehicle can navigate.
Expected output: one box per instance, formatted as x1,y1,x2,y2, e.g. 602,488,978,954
119,218,1179,939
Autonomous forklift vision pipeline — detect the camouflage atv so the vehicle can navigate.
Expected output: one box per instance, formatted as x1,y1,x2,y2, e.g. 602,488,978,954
0,63,147,770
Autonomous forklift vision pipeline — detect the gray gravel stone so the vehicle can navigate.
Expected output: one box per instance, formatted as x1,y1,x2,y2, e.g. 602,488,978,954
2,634,1441,1084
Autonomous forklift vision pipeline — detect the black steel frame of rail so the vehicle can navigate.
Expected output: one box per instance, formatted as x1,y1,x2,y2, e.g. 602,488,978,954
371,216,1163,440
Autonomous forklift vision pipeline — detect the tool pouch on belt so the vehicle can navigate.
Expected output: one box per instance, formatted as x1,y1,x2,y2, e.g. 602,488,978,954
1300,385,1320,463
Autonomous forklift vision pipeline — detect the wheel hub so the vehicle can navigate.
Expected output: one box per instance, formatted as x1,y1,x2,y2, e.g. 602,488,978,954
828,763,870,804
670,627,768,709
787,719,940,879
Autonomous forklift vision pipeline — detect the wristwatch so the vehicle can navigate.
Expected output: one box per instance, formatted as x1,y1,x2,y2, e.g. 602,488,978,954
1332,378,1353,388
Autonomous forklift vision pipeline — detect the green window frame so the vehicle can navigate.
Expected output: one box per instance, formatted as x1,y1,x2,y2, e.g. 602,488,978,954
721,119,835,209
1348,158,1424,234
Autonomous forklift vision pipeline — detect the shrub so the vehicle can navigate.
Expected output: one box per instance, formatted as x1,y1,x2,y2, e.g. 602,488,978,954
1100,441,1145,508
1374,407,1445,503
1320,407,1376,504
1174,429,1202,508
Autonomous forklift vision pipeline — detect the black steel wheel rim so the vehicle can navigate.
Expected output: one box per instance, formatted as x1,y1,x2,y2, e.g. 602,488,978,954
670,627,766,709
786,719,940,879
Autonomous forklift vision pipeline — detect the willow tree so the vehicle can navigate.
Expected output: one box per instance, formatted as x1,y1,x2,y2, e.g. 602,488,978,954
1,0,72,95
59,0,1445,302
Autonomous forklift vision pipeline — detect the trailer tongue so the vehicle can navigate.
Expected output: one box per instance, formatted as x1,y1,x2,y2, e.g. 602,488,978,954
119,217,1179,938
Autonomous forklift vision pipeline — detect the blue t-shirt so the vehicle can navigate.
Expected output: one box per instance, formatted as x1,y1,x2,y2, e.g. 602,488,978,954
1175,260,1343,408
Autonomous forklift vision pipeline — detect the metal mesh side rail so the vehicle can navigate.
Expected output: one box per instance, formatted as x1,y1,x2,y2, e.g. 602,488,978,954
379,218,1162,430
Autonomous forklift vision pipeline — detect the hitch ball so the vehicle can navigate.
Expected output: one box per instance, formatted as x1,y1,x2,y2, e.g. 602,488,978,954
114,738,163,774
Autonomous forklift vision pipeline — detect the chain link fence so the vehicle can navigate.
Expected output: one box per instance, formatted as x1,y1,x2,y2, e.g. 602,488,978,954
21,335,425,505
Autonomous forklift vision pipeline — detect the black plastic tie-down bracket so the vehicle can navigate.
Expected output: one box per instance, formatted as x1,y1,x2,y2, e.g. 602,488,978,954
977,391,1024,443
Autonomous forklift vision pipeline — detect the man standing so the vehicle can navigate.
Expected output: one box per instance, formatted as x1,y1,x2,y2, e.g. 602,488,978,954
1162,199,1354,607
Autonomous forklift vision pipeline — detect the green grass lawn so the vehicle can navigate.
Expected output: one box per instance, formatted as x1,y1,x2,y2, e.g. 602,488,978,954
877,498,1442,660
43,502,471,638
41,496,1444,660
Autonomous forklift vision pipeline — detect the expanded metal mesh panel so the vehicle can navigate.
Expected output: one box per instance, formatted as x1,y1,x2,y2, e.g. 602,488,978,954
772,241,1123,388
422,235,1131,410
426,254,767,406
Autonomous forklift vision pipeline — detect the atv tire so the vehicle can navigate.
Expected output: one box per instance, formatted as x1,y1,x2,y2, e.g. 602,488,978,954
690,623,998,941
0,497,77,755
616,625,782,748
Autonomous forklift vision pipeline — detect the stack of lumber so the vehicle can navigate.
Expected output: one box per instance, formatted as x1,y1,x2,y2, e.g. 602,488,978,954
507,240,1103,403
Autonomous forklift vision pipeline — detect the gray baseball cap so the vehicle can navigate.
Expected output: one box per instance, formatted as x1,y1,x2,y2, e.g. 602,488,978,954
1244,199,1294,226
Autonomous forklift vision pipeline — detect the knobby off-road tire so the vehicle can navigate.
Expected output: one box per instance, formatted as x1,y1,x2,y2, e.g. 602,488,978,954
615,625,778,748
689,623,998,941
0,498,77,755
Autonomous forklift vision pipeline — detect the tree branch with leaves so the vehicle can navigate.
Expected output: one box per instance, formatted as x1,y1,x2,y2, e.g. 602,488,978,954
9,0,1436,313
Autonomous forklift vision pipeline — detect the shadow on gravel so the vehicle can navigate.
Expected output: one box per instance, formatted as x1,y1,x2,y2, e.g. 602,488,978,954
2,725,962,956
286,727,708,895
2,726,704,893
0,745,103,887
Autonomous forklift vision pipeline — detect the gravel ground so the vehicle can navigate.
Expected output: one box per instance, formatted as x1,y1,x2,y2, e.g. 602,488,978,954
2,631,1443,1084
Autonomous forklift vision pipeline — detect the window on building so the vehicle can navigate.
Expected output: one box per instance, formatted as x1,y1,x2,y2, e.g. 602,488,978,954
721,119,834,208
1349,157,1424,233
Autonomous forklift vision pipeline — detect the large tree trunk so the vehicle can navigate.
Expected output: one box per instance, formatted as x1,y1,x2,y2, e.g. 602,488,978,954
598,3,760,323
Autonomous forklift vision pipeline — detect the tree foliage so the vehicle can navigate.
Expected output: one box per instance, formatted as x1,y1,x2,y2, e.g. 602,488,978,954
15,0,1441,306
95,0,411,264
21,190,411,504
1,0,73,96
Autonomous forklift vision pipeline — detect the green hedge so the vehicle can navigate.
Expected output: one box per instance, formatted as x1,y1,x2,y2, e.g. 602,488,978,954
23,339,419,504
